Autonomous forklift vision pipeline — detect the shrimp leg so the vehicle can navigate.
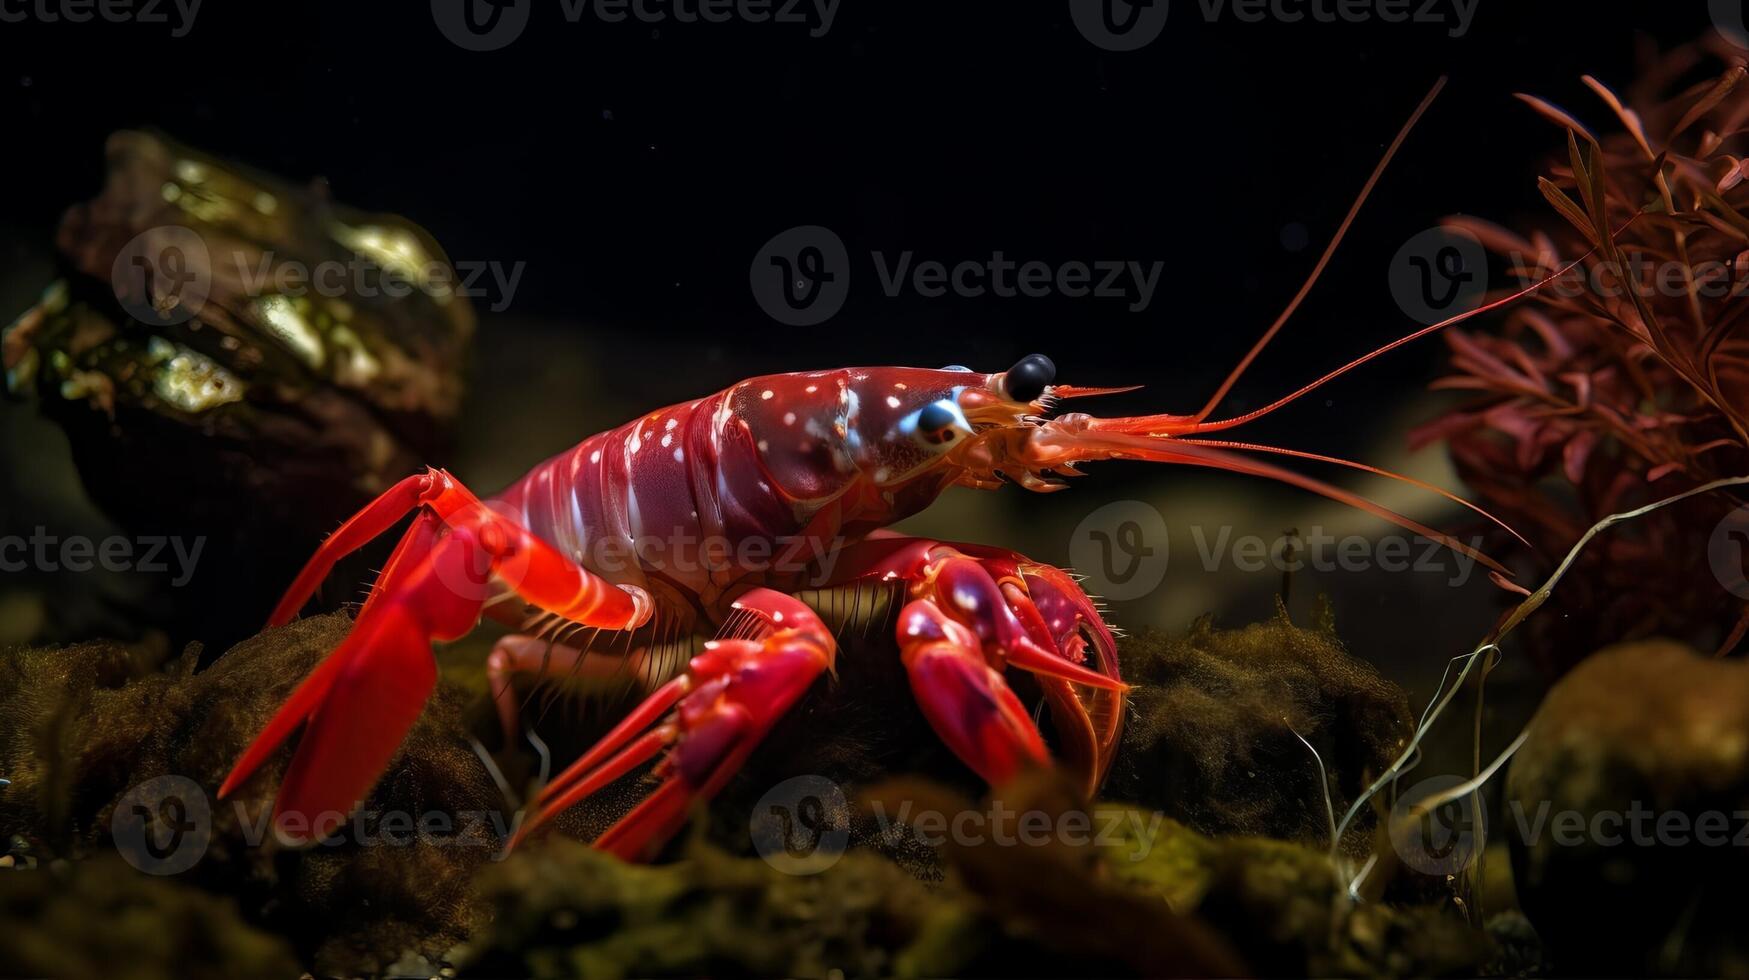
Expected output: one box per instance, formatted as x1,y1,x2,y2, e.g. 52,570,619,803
219,468,652,843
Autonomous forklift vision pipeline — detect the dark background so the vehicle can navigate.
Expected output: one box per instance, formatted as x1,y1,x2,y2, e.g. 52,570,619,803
1,2,1710,383
0,2,1718,711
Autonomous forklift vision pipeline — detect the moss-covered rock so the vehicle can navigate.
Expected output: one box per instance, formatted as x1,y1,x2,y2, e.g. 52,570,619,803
0,612,506,976
0,604,1488,977
463,772,1492,979
462,837,970,978
1,855,300,980
1104,599,1413,855
1108,808,1490,977
1507,639,1749,976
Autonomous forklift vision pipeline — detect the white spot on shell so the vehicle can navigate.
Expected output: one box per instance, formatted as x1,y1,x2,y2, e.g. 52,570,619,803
589,450,602,464
761,389,774,400
661,433,673,448
783,412,796,425
673,448,684,462
805,384,818,393
886,396,901,408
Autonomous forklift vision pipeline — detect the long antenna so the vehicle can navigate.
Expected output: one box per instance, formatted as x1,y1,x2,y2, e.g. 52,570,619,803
1175,437,1531,546
1188,251,1600,434
1193,76,1448,423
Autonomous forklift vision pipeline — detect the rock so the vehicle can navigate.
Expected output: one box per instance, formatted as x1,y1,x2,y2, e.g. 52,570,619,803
1103,599,1414,854
2,131,473,648
462,837,962,979
467,773,1247,979
872,772,1487,978
1109,811,1492,977
1506,639,1749,976
0,612,505,976
1483,910,1545,977
0,602,1483,976
1,855,300,980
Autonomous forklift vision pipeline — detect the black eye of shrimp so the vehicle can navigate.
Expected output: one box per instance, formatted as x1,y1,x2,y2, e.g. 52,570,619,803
1003,354,1055,402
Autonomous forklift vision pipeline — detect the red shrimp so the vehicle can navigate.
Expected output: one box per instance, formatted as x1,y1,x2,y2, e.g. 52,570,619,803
218,80,1565,861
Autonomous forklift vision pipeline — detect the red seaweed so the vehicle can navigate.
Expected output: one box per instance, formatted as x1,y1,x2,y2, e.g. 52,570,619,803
1413,40,1749,667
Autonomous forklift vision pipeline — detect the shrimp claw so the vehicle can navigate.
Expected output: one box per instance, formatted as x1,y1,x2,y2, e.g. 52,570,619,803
510,588,835,860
